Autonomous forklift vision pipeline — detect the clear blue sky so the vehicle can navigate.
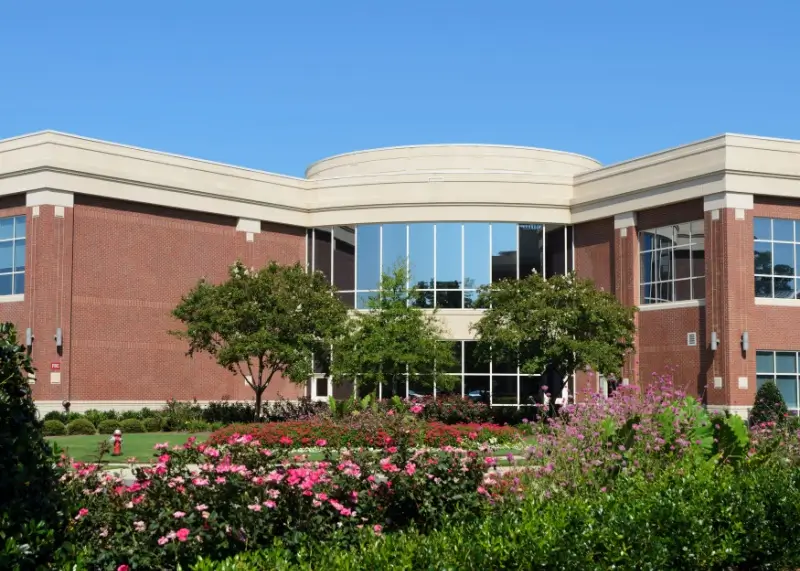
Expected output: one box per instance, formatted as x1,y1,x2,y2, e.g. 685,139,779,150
2,1,798,177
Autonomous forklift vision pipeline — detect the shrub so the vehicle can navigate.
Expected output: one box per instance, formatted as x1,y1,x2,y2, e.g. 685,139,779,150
42,419,66,436
119,418,144,433
186,419,211,433
66,418,96,435
43,410,68,424
119,409,142,421
97,419,121,434
751,380,790,426
82,409,108,427
65,411,84,423
265,397,328,422
418,395,493,424
0,322,66,569
143,417,162,432
202,400,256,424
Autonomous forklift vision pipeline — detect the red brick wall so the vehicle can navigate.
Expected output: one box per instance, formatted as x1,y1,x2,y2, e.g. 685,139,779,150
66,196,306,403
574,218,614,293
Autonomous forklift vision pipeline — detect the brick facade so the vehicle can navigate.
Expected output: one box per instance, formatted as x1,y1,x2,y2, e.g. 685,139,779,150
0,194,307,410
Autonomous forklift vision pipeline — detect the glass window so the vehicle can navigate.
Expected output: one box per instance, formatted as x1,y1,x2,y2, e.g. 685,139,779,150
639,220,705,304
333,226,356,292
544,224,566,277
435,223,462,290
382,224,407,277
754,217,800,299
464,341,489,374
356,225,380,292
756,350,800,412
492,223,517,282
492,376,518,406
464,375,490,403
0,216,25,297
464,223,490,290
519,224,543,278
313,227,332,282
408,223,434,289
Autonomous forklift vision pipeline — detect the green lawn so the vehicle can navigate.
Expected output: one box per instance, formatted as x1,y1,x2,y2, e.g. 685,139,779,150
48,432,210,464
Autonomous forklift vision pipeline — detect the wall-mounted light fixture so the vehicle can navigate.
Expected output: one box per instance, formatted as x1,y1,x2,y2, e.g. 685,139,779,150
711,331,719,351
25,327,33,349
742,331,749,353
55,327,62,350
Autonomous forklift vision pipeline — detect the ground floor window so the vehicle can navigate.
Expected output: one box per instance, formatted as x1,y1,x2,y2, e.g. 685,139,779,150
756,350,800,411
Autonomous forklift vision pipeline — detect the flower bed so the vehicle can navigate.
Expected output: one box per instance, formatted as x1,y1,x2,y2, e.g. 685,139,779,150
207,419,520,449
60,435,495,569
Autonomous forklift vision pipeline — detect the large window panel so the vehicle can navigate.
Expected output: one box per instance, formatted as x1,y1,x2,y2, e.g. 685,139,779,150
519,224,543,278
545,224,566,277
492,223,517,282
639,220,704,304
0,215,25,297
382,224,407,277
492,376,518,406
756,350,800,412
408,223,434,288
313,227,332,282
333,226,356,292
754,217,800,299
356,225,380,292
435,223,462,289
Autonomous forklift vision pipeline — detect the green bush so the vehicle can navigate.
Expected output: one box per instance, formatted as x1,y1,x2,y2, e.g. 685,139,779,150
42,419,66,436
82,409,107,427
751,380,790,425
119,418,144,433
97,419,121,434
118,409,141,421
43,410,68,424
0,322,66,569
143,417,162,432
66,418,96,435
186,419,211,433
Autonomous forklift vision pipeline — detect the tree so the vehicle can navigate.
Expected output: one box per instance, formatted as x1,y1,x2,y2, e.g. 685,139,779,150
471,271,636,402
172,261,349,419
0,323,66,568
750,381,789,426
331,265,457,398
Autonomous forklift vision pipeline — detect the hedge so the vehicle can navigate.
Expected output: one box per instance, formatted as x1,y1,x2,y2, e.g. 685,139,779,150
66,418,96,435
42,419,66,436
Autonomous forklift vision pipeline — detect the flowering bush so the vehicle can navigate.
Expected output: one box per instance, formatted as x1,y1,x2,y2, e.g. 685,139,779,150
207,417,520,450
60,434,495,569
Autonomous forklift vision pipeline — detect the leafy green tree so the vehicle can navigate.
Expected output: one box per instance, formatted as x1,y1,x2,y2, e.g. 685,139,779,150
172,261,349,419
331,265,457,397
0,322,66,568
472,271,636,400
750,381,790,425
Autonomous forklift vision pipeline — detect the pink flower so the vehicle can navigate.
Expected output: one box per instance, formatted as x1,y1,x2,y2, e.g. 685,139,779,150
157,536,169,546
279,436,293,446
484,457,497,467
195,504,208,511
468,431,478,440
477,486,488,495
373,524,383,535
118,565,130,571
154,443,169,450
316,439,327,447
173,511,186,519
134,521,146,532
215,476,227,484
405,462,417,476
248,504,262,512
75,508,89,520
158,454,170,463
387,410,395,416
176,528,190,542
410,404,423,414
192,477,209,486
201,511,210,519
264,500,276,509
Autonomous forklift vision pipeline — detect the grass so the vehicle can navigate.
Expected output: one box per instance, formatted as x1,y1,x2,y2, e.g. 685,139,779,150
48,432,210,464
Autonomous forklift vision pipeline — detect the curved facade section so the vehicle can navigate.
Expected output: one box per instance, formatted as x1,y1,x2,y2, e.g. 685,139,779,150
306,144,601,179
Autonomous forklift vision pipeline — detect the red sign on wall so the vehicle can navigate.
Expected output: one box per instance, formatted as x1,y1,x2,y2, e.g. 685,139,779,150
50,362,61,372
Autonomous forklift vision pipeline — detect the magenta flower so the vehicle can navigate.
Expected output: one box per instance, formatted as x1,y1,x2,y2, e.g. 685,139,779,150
176,528,190,542
75,508,89,520
316,439,327,447
157,536,169,546
373,524,383,535
117,565,130,571
410,404,423,414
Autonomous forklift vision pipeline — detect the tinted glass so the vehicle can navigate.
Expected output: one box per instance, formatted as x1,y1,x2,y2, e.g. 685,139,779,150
775,276,795,298
640,251,654,284
382,224,407,276
755,276,772,298
306,230,313,271
566,226,574,271
408,223,434,288
691,277,705,300
754,217,771,240
0,274,11,295
436,223,462,288
464,223,490,289
545,225,566,277
333,226,356,291
356,225,380,291
773,243,794,275
777,377,798,409
14,216,25,238
464,341,489,373
674,222,691,247
754,242,772,274
492,376,517,405
464,375,490,403
774,219,794,242
674,246,691,280
14,240,24,272
12,273,24,295
313,227,332,282
674,279,692,301
0,218,12,241
776,352,797,373
491,223,517,282
436,290,463,308
0,242,12,273
519,224,543,278
756,375,772,391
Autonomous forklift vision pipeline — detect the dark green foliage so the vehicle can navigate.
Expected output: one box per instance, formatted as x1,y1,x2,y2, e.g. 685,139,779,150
143,416,162,432
66,418,96,435
119,409,143,421
43,410,68,423
473,271,636,381
0,322,66,568
202,400,256,424
751,381,790,425
97,419,121,434
42,419,67,436
119,418,145,433
331,264,457,396
186,419,211,433
173,261,349,418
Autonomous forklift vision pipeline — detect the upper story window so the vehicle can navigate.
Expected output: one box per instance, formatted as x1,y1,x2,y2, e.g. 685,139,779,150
639,220,705,304
754,217,800,299
307,223,574,309
0,215,25,296
756,350,799,411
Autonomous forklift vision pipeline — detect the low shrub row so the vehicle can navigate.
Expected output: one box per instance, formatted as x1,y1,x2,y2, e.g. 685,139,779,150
207,419,521,449
191,458,800,571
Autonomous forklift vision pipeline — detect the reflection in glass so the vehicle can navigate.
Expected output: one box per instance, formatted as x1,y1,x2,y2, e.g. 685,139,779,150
436,290,463,308
774,243,794,275
755,276,772,298
674,246,691,280
464,375,490,403
756,351,774,373
409,223,434,287
464,223,490,289
754,218,771,240
492,223,517,282
492,376,517,405
13,273,23,295
333,226,356,291
0,242,12,274
14,216,25,239
675,279,692,301
777,377,798,409
776,352,797,373
774,219,794,242
356,291,377,310
313,227,332,282
774,276,795,299
408,376,434,397
0,218,13,241
382,224,407,276
436,223,462,288
356,225,380,291
545,225,566,277
520,376,541,405
754,242,772,274
464,341,489,373
691,277,705,300
519,224,543,278
0,274,11,296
